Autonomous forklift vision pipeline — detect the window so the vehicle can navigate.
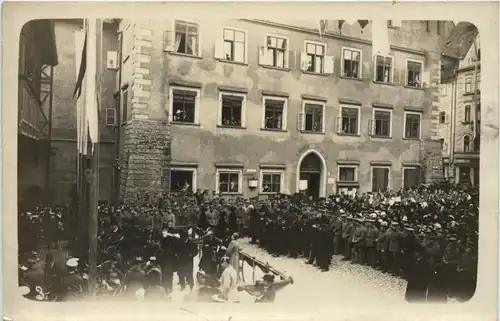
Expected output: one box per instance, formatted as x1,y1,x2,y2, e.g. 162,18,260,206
222,28,246,63
458,167,471,184
404,112,421,139
403,167,421,189
463,135,472,152
371,167,390,192
263,97,287,130
464,105,471,122
374,55,393,83
465,77,472,93
303,102,324,133
339,106,360,135
305,41,326,73
260,170,283,194
169,87,200,124
105,108,117,126
342,47,361,78
266,35,288,68
441,85,447,96
219,92,246,127
406,60,422,88
371,109,391,137
174,20,199,56
439,111,446,124
122,88,130,122
216,169,242,194
338,166,357,182
170,168,197,192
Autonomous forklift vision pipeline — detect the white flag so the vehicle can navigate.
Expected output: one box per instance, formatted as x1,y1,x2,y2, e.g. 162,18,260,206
85,19,100,152
318,19,328,37
74,26,88,155
371,20,391,58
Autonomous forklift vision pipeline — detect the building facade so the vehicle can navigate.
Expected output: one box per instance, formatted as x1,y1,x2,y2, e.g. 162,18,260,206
48,19,119,204
439,22,480,186
18,19,58,208
116,19,454,201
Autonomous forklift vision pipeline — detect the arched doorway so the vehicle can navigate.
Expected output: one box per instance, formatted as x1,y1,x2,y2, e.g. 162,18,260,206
297,151,325,200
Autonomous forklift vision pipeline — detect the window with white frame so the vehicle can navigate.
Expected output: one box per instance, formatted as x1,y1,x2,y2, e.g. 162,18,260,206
266,35,288,68
174,20,199,56
337,166,358,182
342,47,361,78
305,41,326,73
222,28,246,63
371,166,390,192
371,109,391,137
406,60,422,88
216,169,242,194
404,112,421,139
465,77,472,93
263,96,287,130
375,55,393,83
170,167,197,192
260,169,284,194
339,106,360,135
403,167,421,189
170,87,200,124
219,92,246,127
303,102,324,133
464,105,471,122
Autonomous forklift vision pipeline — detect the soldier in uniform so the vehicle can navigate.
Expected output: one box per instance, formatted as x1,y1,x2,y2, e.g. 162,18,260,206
442,234,464,299
385,221,403,275
376,220,389,271
332,213,344,256
351,218,367,264
342,216,354,260
61,258,84,301
177,229,198,291
364,218,379,267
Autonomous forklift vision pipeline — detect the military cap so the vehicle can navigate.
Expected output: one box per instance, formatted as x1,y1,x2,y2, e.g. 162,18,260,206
66,257,79,268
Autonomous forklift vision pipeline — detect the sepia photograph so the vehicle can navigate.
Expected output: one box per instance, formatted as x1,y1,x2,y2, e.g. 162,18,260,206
4,3,498,320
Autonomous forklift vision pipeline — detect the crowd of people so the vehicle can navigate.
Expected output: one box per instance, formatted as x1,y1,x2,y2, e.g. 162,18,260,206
18,180,478,303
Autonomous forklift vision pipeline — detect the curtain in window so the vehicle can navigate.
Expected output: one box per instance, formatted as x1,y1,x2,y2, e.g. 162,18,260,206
175,34,182,51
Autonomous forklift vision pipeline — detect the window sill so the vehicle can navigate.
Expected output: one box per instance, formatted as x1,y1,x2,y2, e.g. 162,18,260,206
217,125,247,130
461,121,473,125
217,58,248,66
373,80,395,86
258,192,281,196
219,192,244,196
340,75,363,82
403,85,424,91
168,52,203,60
302,71,330,77
336,182,360,187
261,65,291,72
261,128,287,133
370,135,393,139
403,137,421,141
172,122,200,127
463,92,476,97
300,130,325,135
336,132,361,137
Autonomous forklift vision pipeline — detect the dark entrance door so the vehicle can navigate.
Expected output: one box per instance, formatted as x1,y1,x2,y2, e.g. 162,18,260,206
299,153,322,200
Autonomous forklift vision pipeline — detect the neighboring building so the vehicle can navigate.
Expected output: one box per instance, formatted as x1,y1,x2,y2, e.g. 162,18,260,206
439,22,480,186
18,20,58,209
116,19,455,201
48,19,119,204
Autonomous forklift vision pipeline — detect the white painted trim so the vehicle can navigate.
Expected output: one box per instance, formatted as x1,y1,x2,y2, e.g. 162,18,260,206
304,40,327,73
264,33,290,68
371,108,393,137
218,91,247,127
172,19,202,57
373,54,394,84
259,169,285,194
337,165,358,182
296,149,327,198
405,58,424,86
215,168,243,194
401,166,420,190
339,104,361,135
168,86,201,124
170,166,198,191
261,95,288,130
302,100,326,133
370,166,391,192
341,46,363,78
403,111,422,139
221,26,249,64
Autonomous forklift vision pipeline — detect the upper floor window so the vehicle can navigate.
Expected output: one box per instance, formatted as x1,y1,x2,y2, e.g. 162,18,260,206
174,20,199,56
406,60,423,88
464,105,471,123
169,87,200,124
222,28,246,63
374,55,393,83
219,92,246,128
439,111,446,124
465,77,472,93
337,106,360,135
463,135,472,152
404,112,422,139
370,109,391,138
265,35,288,68
260,169,284,194
305,41,326,73
341,47,362,79
216,169,242,194
298,101,324,133
262,96,287,130
105,108,117,126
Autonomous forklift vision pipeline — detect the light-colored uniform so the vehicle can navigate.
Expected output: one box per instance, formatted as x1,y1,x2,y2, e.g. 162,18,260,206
219,265,239,302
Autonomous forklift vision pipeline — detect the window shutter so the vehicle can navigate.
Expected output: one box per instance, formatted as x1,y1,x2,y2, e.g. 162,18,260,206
163,30,174,52
368,119,374,136
284,50,290,68
422,70,431,88
241,98,246,128
194,95,200,124
297,113,305,131
215,172,220,194
258,46,267,66
214,38,224,59
404,67,408,86
393,67,401,84
299,52,309,71
168,93,173,122
218,95,223,126
334,57,341,75
287,50,296,69
336,116,342,133
324,55,335,74
238,172,243,194
361,61,371,80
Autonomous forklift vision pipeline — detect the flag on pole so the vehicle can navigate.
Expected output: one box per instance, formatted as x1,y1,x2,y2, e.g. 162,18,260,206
84,19,100,153
318,19,328,38
74,23,88,155
371,20,391,58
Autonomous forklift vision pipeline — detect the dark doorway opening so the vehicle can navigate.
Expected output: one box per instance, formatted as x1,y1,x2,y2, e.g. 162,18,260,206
170,170,193,192
299,153,322,200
